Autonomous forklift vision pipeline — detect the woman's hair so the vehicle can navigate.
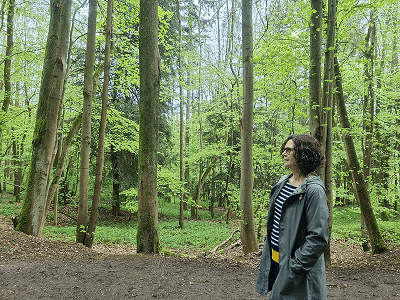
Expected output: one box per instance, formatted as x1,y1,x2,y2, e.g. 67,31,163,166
280,134,325,176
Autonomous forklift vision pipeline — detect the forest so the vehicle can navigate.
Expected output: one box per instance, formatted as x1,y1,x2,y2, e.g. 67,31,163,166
0,0,399,264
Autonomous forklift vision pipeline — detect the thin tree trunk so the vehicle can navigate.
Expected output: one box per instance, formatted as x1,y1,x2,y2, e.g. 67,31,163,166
240,0,258,254
362,10,376,183
334,56,387,254
76,0,97,243
0,0,15,195
16,0,72,236
46,114,82,217
322,0,336,266
137,0,160,254
176,0,184,228
84,0,113,248
309,0,323,141
111,145,120,216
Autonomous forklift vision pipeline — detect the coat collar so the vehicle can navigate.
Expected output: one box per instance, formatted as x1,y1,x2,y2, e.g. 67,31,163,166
277,173,323,195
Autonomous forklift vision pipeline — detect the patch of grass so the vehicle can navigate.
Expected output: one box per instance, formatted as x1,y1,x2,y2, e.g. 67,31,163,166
44,221,137,245
0,195,20,217
43,226,76,242
332,205,400,247
332,206,363,243
159,219,236,251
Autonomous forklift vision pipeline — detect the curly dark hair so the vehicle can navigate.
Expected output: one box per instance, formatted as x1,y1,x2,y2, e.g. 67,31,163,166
280,134,325,176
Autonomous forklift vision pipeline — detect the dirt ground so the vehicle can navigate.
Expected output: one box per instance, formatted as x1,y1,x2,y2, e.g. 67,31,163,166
0,215,399,300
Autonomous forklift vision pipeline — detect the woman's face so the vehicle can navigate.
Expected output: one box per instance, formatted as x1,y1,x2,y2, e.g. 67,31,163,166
282,139,297,171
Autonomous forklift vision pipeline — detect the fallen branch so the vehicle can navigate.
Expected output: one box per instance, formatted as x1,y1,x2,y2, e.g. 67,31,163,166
211,228,240,253
58,210,77,221
226,239,241,250
1,180,25,191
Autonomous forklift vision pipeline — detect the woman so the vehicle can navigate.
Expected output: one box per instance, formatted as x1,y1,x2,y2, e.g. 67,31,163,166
256,134,329,300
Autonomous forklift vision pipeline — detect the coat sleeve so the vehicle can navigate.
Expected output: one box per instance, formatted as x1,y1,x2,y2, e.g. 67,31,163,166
290,184,329,274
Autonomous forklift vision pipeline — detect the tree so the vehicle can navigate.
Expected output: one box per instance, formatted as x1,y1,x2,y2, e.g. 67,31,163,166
176,0,184,228
309,0,323,141
76,0,98,243
0,0,15,194
240,0,258,254
322,0,336,266
16,0,72,236
334,55,387,254
84,0,114,248
136,0,160,254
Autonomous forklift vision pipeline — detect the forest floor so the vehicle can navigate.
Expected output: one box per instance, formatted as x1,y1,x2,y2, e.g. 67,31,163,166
0,214,400,300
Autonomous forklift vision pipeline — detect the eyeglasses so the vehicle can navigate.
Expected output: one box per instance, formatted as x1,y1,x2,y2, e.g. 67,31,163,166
282,147,295,154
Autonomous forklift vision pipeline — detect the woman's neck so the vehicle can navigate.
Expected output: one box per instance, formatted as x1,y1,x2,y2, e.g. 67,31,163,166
289,172,306,187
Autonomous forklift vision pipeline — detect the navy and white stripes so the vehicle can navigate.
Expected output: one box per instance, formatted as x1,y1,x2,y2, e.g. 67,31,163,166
271,182,296,250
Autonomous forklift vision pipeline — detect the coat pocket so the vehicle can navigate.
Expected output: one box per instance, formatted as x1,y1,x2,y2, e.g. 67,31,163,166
271,259,307,299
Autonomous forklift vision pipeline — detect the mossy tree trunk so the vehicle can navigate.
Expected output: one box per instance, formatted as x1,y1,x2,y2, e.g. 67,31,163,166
240,0,258,254
136,0,160,254
76,0,97,243
334,56,387,254
16,0,72,236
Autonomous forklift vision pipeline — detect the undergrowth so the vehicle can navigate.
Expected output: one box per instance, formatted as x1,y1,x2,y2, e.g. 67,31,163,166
1,194,399,250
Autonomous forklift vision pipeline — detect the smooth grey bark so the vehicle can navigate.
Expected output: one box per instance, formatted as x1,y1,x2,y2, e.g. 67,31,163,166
76,0,97,243
240,0,258,254
309,0,323,141
84,0,113,248
137,0,160,254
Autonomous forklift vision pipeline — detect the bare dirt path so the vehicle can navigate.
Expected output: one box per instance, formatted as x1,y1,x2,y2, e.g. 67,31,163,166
1,216,399,300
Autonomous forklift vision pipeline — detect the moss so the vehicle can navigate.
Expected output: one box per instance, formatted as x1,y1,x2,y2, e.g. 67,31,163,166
32,118,47,146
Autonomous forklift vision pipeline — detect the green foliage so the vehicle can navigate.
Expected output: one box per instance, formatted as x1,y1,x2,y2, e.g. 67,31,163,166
120,187,138,214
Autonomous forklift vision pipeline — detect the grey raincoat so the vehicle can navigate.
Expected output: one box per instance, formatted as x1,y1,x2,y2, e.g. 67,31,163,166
256,174,329,300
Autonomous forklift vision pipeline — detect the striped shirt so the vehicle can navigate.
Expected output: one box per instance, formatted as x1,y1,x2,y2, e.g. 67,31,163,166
271,181,296,250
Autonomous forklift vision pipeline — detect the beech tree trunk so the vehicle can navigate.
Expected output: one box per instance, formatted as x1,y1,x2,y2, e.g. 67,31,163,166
309,0,323,141
16,0,72,236
240,0,258,254
76,0,97,243
176,0,184,228
322,0,336,266
334,56,387,254
84,0,113,248
136,0,160,254
0,0,15,195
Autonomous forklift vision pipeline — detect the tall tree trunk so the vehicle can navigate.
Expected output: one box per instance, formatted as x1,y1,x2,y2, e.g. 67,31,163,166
360,10,376,252
137,0,160,254
0,0,15,194
309,0,323,141
16,0,72,236
76,0,98,243
334,56,387,254
240,0,258,254
362,10,376,183
322,0,336,266
176,0,184,228
84,0,113,248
